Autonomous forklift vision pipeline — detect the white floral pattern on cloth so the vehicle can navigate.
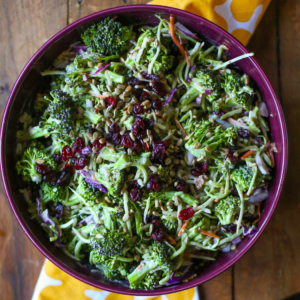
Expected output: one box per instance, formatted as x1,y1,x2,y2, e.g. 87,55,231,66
32,260,199,300
150,0,272,45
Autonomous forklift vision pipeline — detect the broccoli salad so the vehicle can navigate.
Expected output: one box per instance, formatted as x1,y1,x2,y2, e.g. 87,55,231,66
16,15,277,289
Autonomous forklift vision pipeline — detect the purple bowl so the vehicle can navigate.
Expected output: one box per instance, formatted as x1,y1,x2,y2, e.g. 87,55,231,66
0,5,288,295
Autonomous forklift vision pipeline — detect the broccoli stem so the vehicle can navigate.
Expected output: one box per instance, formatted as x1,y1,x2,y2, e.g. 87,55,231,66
123,192,132,236
170,233,188,259
235,184,244,235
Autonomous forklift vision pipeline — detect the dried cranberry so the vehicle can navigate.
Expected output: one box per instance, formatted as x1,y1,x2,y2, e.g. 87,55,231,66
225,153,238,164
128,76,142,86
178,207,194,220
52,154,62,164
72,137,84,155
152,82,166,96
191,161,208,176
43,171,56,183
151,219,165,241
229,144,238,153
105,96,117,108
132,117,145,136
61,145,73,162
53,203,64,218
152,99,162,111
131,88,142,99
93,139,107,149
146,214,160,224
237,128,250,139
56,171,70,187
213,110,225,117
254,137,264,145
175,178,189,193
129,188,142,202
74,156,87,170
141,72,159,82
140,90,151,102
146,175,163,192
120,133,134,148
132,103,144,115
131,141,143,155
109,122,120,133
151,140,169,163
221,223,237,234
36,164,52,174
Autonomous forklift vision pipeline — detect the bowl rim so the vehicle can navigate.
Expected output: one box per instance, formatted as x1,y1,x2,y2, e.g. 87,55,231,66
0,4,288,296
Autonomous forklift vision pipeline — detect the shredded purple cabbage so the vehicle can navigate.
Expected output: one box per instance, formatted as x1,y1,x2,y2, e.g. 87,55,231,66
91,62,111,76
77,170,108,193
186,65,196,82
81,146,93,155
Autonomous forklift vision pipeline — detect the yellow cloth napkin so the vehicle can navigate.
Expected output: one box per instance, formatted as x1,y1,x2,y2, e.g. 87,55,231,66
32,1,271,299
150,0,271,45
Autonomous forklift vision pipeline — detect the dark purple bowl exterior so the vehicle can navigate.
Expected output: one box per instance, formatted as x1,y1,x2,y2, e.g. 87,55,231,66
0,5,288,296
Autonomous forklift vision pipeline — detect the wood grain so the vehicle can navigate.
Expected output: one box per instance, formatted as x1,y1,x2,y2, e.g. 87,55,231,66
0,1,68,299
0,0,299,299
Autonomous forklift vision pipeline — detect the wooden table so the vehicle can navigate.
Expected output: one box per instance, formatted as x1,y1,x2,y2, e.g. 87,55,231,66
0,0,299,299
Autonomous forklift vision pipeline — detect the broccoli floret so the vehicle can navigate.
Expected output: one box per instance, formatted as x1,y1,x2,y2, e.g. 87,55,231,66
77,176,102,205
185,120,236,158
162,218,177,235
90,249,130,279
222,71,254,110
214,195,241,225
40,182,66,203
16,148,56,183
192,66,221,101
197,216,211,231
128,242,175,288
81,18,132,56
50,75,66,90
90,226,133,257
231,165,266,192
95,154,128,195
130,271,161,290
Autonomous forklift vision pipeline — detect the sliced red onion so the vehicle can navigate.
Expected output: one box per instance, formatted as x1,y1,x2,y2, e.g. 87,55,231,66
167,267,194,285
187,65,196,82
205,88,212,95
242,225,258,236
164,88,177,106
83,74,89,81
78,215,95,226
259,102,269,117
70,45,89,53
249,188,269,203
215,119,234,130
187,150,195,165
255,153,270,175
91,62,111,76
81,146,93,155
40,209,61,239
221,243,232,253
175,22,201,42
77,170,108,193
195,95,202,105
86,99,93,109
270,143,278,152
36,198,42,215
232,235,242,245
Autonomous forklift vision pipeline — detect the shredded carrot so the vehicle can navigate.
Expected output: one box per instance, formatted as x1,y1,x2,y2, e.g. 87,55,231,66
268,150,276,167
214,198,220,203
252,203,261,225
198,228,220,239
183,253,193,258
178,220,190,236
174,117,187,137
90,94,110,99
137,264,143,270
170,15,190,66
204,114,209,120
167,235,176,245
241,150,256,160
